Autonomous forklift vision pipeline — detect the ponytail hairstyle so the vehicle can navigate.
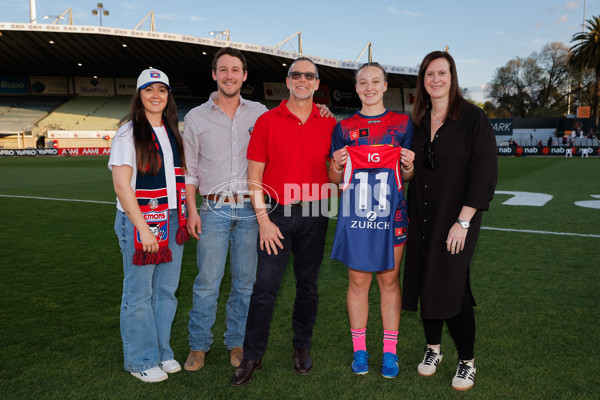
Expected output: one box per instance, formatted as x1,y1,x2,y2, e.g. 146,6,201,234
355,61,388,83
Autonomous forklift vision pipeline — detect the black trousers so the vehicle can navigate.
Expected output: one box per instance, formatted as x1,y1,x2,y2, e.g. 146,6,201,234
422,293,476,360
242,199,329,361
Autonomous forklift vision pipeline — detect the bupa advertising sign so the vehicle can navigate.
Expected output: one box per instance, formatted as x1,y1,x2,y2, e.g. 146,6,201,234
490,118,513,136
0,76,28,94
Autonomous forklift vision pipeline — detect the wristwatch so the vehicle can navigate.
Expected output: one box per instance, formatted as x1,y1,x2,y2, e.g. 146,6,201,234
457,219,470,229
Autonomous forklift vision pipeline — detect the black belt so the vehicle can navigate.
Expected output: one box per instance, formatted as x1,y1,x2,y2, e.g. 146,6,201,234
266,195,306,208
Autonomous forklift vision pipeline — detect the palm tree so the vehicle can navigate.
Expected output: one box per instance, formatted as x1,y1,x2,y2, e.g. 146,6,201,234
569,15,600,129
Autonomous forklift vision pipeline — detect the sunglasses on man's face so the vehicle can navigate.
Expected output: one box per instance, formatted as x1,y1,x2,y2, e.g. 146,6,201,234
288,71,318,81
423,141,434,169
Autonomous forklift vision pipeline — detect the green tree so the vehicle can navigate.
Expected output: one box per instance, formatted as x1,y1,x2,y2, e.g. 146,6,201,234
569,15,600,128
486,42,570,117
482,101,511,118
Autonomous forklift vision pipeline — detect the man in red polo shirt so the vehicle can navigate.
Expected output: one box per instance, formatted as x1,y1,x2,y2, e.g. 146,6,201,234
232,57,336,386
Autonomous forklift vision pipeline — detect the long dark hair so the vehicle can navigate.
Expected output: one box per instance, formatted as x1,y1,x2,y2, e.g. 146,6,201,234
412,51,466,127
128,89,185,175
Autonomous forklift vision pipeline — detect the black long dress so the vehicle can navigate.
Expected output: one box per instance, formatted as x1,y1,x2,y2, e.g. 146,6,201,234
402,102,498,320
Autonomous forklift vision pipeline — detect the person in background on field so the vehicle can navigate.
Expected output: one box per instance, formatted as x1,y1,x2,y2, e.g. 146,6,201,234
536,140,544,152
587,128,595,139
109,69,188,383
402,51,497,392
547,136,553,147
231,57,337,386
328,62,414,378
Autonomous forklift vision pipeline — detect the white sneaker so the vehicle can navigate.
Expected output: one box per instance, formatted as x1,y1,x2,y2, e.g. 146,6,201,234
159,359,181,373
418,347,443,376
130,366,168,383
452,360,476,391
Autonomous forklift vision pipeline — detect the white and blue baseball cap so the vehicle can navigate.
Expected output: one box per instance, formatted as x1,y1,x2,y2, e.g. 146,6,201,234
137,68,172,90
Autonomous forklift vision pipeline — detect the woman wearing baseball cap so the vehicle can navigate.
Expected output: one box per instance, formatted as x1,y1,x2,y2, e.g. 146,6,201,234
109,69,188,382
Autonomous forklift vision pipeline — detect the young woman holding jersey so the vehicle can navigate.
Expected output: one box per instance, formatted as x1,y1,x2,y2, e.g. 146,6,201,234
328,62,415,379
109,69,188,383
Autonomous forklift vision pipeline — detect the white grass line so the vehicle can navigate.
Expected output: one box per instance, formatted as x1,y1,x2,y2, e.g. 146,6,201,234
480,226,600,238
1,194,599,238
0,194,115,205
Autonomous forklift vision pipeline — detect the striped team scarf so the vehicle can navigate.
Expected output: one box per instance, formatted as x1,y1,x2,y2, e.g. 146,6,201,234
132,121,189,266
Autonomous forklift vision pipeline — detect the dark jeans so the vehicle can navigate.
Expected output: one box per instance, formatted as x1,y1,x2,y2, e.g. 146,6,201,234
242,199,329,361
422,293,476,360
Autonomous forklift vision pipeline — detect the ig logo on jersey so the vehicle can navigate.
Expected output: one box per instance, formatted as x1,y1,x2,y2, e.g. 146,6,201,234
366,211,377,221
367,153,380,162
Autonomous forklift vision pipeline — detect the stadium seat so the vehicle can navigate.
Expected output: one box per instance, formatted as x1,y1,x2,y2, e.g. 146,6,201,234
0,96,65,133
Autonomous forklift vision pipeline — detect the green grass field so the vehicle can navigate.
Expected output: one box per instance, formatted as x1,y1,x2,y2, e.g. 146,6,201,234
0,156,599,399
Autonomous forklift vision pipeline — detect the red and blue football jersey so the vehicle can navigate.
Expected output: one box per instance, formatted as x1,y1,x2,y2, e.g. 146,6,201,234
330,110,413,154
331,145,407,271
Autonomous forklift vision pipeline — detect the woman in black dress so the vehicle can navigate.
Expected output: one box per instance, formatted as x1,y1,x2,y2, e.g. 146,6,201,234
402,51,497,391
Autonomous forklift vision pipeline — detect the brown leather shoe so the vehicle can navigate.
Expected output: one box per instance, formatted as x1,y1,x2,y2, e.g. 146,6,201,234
231,359,262,386
294,348,313,375
184,350,206,371
230,347,243,367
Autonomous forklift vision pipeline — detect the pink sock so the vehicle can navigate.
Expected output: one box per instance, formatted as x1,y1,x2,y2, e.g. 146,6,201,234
351,328,367,352
383,330,398,354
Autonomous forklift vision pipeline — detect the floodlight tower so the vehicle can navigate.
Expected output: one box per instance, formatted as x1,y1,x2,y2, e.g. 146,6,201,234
92,3,110,26
30,0,37,23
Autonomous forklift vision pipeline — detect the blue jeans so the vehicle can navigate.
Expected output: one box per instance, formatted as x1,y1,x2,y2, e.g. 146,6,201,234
188,199,258,351
114,209,184,373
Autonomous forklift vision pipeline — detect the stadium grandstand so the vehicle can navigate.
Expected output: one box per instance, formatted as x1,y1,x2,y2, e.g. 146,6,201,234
0,9,418,151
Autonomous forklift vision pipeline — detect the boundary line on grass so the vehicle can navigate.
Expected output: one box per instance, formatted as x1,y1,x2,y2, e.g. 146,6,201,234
0,194,115,205
1,193,599,238
480,226,600,238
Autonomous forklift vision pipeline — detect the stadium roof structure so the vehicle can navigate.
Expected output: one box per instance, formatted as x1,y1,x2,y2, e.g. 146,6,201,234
0,22,417,105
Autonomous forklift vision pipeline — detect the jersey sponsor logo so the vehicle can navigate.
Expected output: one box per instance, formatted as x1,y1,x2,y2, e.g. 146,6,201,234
350,128,369,140
394,209,404,221
367,152,380,162
350,220,390,230
395,227,407,236
366,211,377,221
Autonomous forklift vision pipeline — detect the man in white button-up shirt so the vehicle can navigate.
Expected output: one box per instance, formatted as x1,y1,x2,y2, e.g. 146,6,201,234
182,47,267,372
